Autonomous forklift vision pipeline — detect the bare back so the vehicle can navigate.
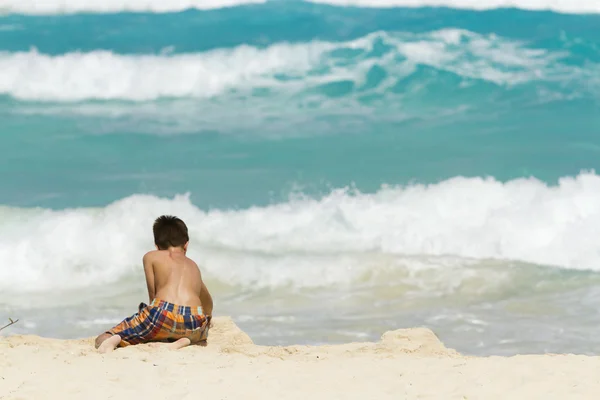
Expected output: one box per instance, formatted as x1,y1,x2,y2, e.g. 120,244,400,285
142,249,213,315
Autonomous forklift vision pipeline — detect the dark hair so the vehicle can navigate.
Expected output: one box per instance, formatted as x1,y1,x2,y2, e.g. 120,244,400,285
153,215,189,250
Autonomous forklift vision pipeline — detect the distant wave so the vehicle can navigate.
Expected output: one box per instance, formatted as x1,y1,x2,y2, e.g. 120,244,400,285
3,172,600,292
1,0,598,15
0,0,266,15
0,30,573,101
307,0,600,14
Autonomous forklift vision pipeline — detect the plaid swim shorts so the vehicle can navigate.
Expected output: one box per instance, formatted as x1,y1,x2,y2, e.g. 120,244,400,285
106,298,211,347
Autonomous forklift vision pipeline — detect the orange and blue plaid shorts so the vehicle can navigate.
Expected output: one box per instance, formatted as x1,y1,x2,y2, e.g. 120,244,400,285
107,298,210,347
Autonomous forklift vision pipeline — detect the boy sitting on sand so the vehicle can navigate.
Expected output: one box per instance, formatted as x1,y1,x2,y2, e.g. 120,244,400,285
95,215,213,353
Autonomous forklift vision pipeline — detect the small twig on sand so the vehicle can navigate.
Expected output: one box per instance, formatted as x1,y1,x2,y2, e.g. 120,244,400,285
0,318,19,333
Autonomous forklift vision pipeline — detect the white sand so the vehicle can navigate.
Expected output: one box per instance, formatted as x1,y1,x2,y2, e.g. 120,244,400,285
1,317,597,399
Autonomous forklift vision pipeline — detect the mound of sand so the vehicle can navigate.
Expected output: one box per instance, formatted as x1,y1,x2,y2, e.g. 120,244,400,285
1,317,598,399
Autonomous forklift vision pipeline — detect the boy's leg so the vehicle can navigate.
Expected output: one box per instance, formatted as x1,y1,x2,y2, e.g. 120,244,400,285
95,303,153,352
97,335,121,353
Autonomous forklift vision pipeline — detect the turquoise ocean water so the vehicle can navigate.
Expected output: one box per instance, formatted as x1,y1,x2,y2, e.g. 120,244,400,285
1,0,600,356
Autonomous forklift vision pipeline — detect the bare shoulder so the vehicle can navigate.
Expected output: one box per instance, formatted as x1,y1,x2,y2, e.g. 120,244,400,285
185,256,202,273
143,250,162,263
185,256,200,268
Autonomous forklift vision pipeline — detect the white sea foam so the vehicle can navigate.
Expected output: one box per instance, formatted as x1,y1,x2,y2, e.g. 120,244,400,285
1,0,598,15
0,0,265,15
2,172,600,292
307,0,600,14
0,29,575,102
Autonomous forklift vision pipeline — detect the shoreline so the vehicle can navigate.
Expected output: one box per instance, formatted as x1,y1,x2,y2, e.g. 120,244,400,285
1,317,598,399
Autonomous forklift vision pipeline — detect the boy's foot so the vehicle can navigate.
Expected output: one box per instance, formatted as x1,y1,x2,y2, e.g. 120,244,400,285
149,338,192,350
98,335,121,353
166,338,191,350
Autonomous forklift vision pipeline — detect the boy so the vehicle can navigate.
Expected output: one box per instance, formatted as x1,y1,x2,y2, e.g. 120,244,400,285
95,215,213,353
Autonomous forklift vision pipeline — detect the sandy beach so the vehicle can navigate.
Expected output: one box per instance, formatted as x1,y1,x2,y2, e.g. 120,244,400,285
1,317,597,399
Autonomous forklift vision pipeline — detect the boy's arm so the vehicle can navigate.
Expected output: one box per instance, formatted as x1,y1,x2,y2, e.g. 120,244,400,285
143,253,156,303
199,280,213,317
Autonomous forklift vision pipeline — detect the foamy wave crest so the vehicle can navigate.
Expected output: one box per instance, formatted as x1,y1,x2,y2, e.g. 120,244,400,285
3,172,600,292
0,42,331,101
0,29,573,101
307,0,600,14
1,0,265,15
